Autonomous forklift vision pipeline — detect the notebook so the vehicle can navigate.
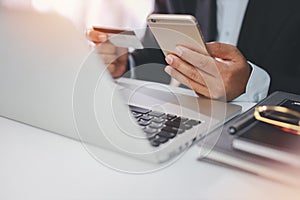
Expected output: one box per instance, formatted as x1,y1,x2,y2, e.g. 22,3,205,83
198,91,300,186
232,96,300,167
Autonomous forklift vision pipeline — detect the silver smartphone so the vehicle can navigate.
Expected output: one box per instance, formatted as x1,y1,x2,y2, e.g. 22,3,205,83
147,14,208,57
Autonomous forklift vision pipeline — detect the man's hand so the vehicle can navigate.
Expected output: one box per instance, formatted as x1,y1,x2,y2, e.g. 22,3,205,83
164,42,251,101
86,28,128,78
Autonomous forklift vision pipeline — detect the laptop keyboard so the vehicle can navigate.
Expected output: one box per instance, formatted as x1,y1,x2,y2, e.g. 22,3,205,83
129,105,201,147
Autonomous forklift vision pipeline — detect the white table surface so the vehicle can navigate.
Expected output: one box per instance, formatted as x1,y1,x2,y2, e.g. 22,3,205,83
0,79,299,200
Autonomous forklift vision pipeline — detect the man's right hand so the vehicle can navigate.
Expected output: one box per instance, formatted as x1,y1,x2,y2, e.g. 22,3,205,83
86,29,128,78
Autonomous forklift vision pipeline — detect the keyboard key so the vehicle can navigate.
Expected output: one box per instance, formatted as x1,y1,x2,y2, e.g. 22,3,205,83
166,121,194,130
150,140,160,147
158,131,176,139
153,136,169,144
185,119,201,126
144,127,158,134
138,120,151,126
140,115,153,121
161,115,168,119
146,133,156,140
149,122,164,129
165,120,181,128
173,117,188,123
152,117,165,123
132,113,142,118
129,105,151,114
162,126,184,134
181,123,193,130
166,114,177,120
149,111,164,117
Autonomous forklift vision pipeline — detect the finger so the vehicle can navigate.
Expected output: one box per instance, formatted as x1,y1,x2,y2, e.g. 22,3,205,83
100,47,128,64
164,65,191,86
116,47,128,60
117,52,129,63
165,54,211,85
173,45,219,76
111,61,127,78
101,54,118,64
106,63,116,74
86,28,108,43
206,42,241,60
96,42,116,54
105,61,127,78
164,66,211,98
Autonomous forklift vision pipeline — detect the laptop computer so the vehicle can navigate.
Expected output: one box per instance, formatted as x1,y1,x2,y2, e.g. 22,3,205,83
0,8,241,164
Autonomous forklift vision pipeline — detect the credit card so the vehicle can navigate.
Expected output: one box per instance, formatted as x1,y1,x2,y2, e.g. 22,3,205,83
93,27,144,49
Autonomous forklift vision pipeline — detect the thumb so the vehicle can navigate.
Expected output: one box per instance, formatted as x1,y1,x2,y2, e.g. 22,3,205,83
86,28,108,43
206,42,240,60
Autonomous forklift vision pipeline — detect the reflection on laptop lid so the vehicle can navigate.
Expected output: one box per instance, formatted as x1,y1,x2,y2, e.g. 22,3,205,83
0,8,241,171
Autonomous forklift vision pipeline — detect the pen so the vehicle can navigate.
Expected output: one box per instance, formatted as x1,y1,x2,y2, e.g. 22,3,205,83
228,113,255,135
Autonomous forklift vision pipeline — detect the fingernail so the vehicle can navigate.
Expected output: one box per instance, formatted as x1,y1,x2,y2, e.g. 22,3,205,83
98,34,107,41
164,66,172,74
175,46,183,56
165,55,173,64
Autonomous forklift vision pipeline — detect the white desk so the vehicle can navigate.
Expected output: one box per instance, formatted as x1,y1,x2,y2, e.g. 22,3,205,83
0,79,299,200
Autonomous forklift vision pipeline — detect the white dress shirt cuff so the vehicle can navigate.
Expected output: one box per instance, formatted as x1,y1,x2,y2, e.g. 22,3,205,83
233,62,270,102
128,53,136,79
